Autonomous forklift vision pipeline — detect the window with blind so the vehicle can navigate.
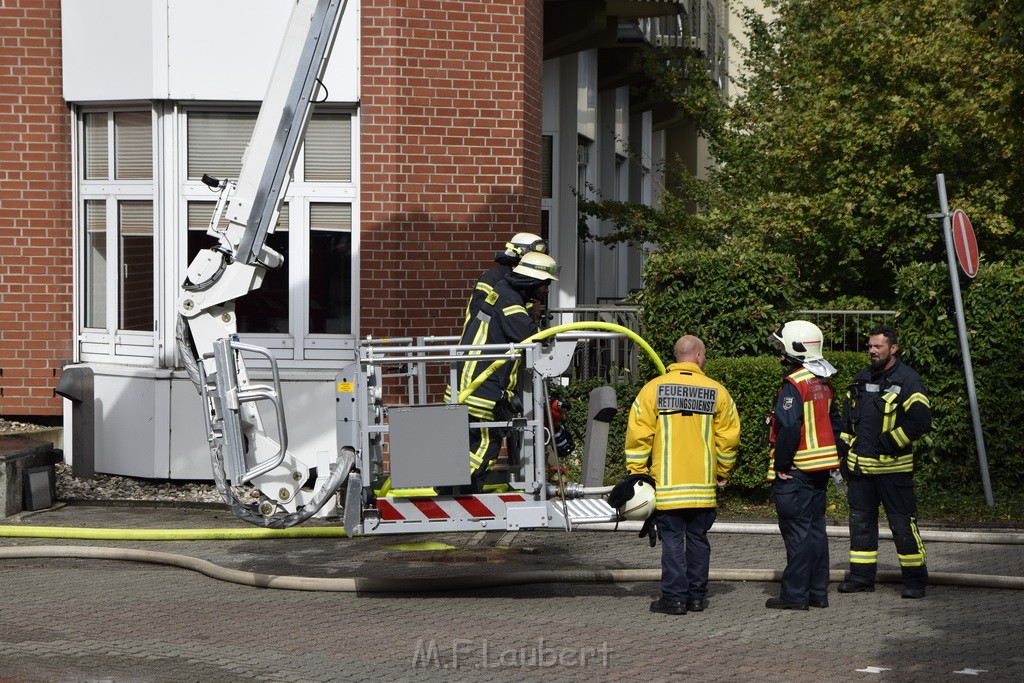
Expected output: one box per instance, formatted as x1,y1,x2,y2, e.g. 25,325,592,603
75,104,357,366
304,113,352,181
119,200,154,331
183,108,356,355
308,203,352,334
187,112,257,179
83,199,106,328
79,109,155,349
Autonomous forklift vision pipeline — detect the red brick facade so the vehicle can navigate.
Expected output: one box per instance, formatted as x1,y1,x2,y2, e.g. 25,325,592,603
0,0,545,417
0,0,72,417
359,0,544,338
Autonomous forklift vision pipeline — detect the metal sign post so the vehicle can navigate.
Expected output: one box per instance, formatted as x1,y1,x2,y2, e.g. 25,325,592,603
933,173,993,507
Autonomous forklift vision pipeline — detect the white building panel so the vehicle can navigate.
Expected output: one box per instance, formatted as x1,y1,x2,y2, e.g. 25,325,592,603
61,0,156,102
62,0,360,103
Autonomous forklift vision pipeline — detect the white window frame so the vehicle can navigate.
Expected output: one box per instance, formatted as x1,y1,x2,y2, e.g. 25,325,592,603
179,104,359,369
74,105,160,366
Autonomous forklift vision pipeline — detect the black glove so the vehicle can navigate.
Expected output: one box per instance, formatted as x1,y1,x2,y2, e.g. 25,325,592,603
638,516,659,548
607,473,657,510
836,440,850,461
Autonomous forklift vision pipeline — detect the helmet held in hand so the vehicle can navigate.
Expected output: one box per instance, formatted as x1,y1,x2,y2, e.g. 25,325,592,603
619,479,656,521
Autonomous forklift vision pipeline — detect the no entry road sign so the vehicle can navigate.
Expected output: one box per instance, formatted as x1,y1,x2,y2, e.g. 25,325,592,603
951,209,979,278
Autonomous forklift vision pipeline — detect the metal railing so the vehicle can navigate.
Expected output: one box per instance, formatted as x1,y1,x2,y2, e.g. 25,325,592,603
541,306,896,382
548,306,641,382
796,310,896,353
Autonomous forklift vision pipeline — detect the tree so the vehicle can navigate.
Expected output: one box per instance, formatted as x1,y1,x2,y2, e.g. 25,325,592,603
716,0,1024,302
580,0,1024,306
969,0,1024,138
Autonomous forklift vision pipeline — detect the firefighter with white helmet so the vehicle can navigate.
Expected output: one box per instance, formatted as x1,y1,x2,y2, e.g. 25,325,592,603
765,320,842,609
459,232,548,334
769,319,837,378
513,251,559,281
453,250,559,492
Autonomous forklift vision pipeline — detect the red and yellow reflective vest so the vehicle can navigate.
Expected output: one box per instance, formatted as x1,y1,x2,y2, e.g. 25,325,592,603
766,367,840,480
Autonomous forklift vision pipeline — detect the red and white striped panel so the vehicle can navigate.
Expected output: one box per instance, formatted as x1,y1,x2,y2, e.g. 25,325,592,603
375,494,526,522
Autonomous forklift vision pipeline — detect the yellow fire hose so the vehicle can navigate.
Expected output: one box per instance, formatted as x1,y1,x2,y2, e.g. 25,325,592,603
456,321,665,404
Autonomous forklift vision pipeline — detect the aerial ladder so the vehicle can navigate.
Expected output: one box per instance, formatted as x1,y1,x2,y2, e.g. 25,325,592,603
177,0,645,533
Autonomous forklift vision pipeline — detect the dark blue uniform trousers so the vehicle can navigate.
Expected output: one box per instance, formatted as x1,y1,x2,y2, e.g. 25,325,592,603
657,507,717,602
773,471,830,605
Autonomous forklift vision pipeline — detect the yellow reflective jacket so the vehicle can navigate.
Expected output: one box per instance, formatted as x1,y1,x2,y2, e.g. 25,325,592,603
625,362,741,509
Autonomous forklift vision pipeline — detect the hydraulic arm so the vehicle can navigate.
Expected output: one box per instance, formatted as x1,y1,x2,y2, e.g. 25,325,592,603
177,0,351,526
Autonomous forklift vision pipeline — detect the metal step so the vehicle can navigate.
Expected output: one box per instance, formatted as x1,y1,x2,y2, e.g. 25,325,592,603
562,497,619,525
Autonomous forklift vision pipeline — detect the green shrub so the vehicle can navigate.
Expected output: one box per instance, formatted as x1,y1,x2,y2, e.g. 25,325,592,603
636,242,804,361
556,351,865,492
894,260,1024,495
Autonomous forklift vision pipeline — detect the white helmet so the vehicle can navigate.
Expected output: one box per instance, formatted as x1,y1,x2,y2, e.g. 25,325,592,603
769,320,825,362
503,232,547,259
513,252,560,281
619,479,656,521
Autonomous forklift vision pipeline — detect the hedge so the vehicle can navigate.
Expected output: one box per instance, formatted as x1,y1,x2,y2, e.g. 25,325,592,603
555,352,865,492
635,243,804,362
893,260,1024,495
555,257,1024,502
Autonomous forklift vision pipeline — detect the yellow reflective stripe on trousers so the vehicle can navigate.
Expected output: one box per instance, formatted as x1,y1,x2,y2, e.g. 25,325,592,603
850,549,878,564
898,552,926,567
908,516,927,565
469,425,492,472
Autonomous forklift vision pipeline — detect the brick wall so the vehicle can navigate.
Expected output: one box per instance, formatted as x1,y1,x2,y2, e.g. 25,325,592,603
360,0,544,338
0,0,547,415
0,0,72,418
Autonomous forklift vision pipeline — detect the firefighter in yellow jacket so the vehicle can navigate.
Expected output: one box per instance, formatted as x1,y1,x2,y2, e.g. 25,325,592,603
625,335,740,615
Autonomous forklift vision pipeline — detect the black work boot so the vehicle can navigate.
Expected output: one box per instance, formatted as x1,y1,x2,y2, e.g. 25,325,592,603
649,597,687,615
837,581,875,593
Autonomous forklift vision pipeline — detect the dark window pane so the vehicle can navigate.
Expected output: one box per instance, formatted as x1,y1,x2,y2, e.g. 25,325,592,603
308,230,351,334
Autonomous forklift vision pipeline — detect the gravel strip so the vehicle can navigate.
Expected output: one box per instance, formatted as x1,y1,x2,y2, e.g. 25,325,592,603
54,463,231,505
3,418,246,505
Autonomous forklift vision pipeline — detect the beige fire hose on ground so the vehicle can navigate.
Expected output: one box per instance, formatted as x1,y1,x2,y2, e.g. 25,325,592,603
1,523,1022,592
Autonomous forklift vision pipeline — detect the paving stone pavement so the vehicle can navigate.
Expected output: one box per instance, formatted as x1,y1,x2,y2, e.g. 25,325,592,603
1,503,1022,682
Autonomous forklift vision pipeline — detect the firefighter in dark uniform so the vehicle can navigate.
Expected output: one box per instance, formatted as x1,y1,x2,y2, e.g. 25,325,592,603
838,324,932,599
453,251,559,492
765,321,842,610
460,232,547,335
